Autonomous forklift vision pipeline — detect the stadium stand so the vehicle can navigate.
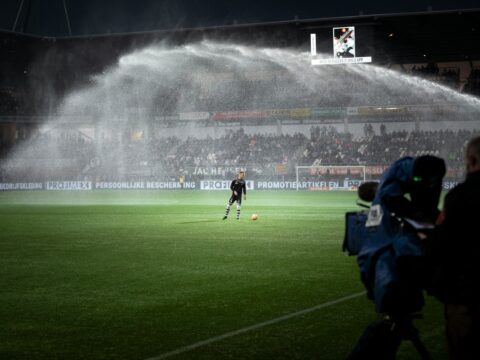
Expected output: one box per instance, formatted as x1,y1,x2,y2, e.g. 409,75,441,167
1,127,474,183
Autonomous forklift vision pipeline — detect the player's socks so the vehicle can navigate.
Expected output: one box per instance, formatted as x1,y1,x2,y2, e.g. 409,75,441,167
224,203,232,219
236,205,241,220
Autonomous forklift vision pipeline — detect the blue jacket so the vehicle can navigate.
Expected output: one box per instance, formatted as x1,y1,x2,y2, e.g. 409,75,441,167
357,157,425,315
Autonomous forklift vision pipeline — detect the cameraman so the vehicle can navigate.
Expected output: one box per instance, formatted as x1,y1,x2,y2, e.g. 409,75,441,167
348,155,446,359
423,136,480,360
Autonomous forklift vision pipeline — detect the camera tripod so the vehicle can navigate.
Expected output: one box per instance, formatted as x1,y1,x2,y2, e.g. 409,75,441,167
348,313,433,360
383,313,433,360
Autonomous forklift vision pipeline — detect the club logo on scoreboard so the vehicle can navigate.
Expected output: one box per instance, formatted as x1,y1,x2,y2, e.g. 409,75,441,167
333,27,356,58
311,26,372,66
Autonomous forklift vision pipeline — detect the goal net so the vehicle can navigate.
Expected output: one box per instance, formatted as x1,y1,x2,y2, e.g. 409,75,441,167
295,165,366,191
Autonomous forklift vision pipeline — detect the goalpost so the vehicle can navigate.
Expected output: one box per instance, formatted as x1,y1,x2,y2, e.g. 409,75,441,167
295,165,367,191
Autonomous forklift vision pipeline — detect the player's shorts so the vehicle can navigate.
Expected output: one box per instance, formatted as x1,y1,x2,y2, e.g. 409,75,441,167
229,194,242,205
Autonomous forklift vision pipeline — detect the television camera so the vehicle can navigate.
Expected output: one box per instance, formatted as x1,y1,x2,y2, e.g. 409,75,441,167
343,156,446,360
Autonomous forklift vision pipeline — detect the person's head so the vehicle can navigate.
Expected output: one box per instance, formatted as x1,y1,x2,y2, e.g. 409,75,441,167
410,155,446,215
412,155,446,187
238,171,245,180
466,136,480,174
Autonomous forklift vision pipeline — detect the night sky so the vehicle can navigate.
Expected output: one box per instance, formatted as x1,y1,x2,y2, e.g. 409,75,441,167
0,0,479,37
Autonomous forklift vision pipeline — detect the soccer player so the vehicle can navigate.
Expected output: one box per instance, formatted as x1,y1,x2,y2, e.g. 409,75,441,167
223,171,247,220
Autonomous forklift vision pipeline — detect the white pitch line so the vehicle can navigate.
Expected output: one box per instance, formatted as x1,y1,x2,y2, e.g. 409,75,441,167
145,291,366,360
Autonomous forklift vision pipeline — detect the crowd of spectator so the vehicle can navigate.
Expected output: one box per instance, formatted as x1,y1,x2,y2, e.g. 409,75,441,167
299,127,471,180
1,126,475,182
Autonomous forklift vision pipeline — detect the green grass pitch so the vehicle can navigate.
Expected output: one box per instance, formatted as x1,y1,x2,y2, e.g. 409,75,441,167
0,190,446,359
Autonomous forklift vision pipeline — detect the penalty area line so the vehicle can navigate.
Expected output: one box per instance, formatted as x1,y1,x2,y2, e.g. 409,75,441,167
145,291,366,360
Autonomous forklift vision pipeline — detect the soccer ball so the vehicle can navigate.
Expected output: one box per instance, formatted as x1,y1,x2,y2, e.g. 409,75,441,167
251,214,258,220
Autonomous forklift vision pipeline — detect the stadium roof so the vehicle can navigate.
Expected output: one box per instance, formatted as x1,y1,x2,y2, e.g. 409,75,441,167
1,0,479,38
